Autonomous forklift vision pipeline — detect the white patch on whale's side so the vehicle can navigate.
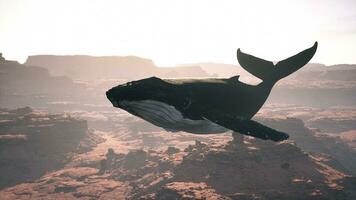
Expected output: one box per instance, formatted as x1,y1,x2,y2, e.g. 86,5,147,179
119,100,228,134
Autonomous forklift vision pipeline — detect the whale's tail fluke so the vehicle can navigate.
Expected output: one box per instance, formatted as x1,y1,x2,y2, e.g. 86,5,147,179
236,42,318,83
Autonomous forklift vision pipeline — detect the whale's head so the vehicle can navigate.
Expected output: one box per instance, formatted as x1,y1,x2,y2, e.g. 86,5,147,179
106,77,229,134
106,85,124,108
106,80,144,108
106,77,168,108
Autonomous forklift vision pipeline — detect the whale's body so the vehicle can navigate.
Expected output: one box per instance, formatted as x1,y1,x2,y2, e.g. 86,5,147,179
106,42,318,141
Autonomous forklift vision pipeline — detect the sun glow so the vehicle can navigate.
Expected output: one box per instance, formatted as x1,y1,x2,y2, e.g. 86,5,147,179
1,0,356,66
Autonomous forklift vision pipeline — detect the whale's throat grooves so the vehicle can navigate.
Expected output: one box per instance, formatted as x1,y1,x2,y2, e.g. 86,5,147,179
119,100,228,134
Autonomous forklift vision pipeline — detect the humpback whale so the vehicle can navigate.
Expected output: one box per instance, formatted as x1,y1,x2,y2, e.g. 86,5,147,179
106,42,317,141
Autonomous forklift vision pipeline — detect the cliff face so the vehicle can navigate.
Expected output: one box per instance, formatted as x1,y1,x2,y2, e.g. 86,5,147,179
0,59,87,109
255,117,356,176
0,60,82,94
0,107,103,189
26,55,158,80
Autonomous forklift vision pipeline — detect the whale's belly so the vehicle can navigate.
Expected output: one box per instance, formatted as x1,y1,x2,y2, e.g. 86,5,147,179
118,100,228,134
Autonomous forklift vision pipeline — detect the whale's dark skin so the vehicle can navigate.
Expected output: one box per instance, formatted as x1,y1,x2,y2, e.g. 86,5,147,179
106,42,318,142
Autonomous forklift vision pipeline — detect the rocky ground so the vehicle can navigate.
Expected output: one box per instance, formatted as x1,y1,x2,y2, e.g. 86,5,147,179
1,132,356,200
0,107,104,189
1,121,356,199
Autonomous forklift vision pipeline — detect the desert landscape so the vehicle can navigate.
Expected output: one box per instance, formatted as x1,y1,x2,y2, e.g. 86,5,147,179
2,0,356,198
1,53,356,199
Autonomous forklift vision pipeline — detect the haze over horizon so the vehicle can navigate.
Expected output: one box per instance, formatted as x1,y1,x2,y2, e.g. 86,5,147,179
1,0,356,66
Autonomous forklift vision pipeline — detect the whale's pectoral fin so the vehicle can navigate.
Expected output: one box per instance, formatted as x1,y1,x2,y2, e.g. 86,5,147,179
231,119,289,141
207,114,289,142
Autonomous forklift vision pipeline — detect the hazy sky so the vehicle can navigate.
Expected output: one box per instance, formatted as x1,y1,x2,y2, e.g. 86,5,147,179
1,0,356,66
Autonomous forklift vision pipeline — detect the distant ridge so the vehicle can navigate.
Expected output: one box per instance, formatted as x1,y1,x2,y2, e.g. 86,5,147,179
25,55,209,80
25,54,356,83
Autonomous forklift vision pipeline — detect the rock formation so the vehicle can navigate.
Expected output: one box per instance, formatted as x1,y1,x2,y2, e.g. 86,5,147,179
0,56,86,109
2,131,355,199
255,117,356,176
0,107,103,189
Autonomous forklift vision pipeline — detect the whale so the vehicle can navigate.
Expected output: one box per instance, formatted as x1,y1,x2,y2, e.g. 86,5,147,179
106,42,317,141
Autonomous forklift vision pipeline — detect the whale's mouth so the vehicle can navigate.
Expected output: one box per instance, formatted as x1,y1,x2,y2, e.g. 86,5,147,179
108,97,120,107
106,89,122,108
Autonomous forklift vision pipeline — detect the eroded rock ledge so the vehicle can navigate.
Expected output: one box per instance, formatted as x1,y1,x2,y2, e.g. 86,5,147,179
0,107,104,189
